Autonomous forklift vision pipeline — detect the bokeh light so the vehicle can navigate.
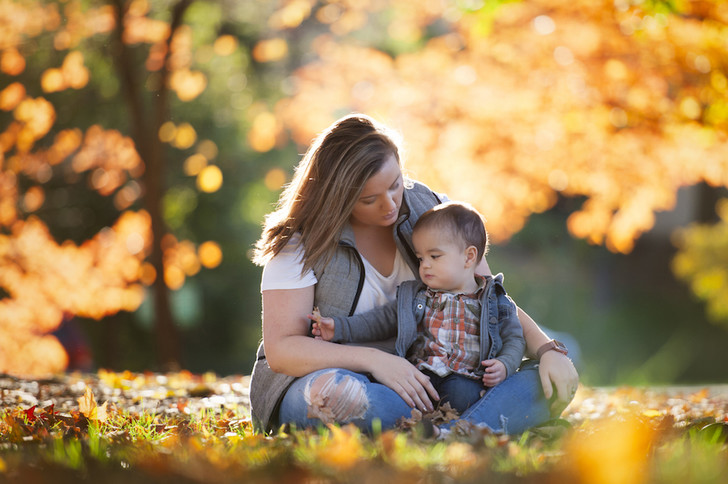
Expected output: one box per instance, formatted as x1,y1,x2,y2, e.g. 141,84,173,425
0,82,26,111
198,241,222,269
196,165,223,193
264,168,286,191
252,38,288,62
213,34,238,56
1,47,26,76
173,122,197,149
183,154,207,176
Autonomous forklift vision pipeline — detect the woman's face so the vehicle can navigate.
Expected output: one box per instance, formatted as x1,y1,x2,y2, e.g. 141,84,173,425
349,153,404,228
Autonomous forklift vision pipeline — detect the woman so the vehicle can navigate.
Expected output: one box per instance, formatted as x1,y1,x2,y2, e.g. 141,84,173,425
251,114,578,434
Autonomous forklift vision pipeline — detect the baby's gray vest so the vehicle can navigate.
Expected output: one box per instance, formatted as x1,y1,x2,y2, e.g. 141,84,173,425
249,181,442,433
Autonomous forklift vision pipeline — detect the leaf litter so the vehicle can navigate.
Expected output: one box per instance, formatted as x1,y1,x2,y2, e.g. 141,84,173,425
1,372,727,483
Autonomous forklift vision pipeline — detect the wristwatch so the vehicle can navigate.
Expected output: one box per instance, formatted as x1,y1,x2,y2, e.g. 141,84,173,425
536,339,568,360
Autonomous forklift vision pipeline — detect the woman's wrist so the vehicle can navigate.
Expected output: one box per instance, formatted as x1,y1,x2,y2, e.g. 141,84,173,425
536,339,568,360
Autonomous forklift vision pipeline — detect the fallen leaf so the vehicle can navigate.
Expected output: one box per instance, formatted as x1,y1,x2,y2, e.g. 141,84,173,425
311,306,321,321
77,386,108,422
24,405,37,423
689,388,709,403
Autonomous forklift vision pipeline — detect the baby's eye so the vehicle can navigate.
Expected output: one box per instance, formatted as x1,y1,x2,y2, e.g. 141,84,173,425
431,255,441,259
416,257,423,263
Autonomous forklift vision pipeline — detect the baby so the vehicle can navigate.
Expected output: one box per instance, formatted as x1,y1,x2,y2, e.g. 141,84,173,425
311,201,524,413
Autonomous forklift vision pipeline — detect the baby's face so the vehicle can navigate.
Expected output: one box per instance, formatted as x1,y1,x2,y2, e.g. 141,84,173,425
412,226,474,293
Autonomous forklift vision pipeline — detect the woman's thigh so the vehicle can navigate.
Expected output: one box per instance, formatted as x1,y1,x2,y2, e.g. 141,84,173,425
278,368,415,432
443,361,552,435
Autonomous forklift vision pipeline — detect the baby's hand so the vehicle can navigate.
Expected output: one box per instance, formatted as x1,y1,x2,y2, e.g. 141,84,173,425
481,359,506,387
308,309,336,341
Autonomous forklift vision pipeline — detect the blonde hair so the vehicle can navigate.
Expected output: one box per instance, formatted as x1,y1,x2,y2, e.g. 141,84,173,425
253,114,402,273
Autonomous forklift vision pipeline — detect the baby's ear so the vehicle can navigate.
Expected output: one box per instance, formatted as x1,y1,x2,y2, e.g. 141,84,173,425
464,245,479,267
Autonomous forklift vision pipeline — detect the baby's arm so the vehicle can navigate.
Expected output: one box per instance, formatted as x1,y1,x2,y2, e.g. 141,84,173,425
307,300,399,343
480,276,526,385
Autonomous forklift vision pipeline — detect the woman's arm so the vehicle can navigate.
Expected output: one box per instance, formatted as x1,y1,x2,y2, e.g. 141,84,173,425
478,257,578,409
262,287,439,411
517,306,578,411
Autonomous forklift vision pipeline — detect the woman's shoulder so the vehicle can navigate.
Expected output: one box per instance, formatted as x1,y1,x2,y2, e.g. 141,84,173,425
401,179,449,223
261,233,317,291
403,179,448,204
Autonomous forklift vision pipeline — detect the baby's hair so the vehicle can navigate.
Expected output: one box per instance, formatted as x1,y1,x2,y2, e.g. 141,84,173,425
413,201,488,259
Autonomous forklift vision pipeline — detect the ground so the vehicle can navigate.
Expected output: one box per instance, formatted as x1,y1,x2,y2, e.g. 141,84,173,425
1,371,727,483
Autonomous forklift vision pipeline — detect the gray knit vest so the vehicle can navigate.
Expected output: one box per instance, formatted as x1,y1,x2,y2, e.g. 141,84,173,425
249,181,442,433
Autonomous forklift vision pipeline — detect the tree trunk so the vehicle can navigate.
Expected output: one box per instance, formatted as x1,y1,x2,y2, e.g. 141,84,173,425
110,0,194,370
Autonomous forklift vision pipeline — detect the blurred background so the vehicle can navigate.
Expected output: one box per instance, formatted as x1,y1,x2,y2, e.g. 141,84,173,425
1,0,728,387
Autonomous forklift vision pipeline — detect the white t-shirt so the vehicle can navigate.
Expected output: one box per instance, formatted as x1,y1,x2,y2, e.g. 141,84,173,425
260,232,415,314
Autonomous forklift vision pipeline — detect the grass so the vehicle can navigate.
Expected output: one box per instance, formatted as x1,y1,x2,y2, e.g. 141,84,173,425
1,372,727,483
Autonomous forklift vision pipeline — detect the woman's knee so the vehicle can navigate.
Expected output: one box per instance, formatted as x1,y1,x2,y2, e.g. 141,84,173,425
304,370,370,424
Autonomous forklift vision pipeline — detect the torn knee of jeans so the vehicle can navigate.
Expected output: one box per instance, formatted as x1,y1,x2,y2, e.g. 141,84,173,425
304,371,369,424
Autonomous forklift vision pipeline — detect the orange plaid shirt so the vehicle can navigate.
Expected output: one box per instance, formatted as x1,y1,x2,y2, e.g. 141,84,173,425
409,276,486,378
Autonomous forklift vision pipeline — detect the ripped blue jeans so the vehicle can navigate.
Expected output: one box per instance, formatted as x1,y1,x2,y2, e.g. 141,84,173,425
277,360,551,434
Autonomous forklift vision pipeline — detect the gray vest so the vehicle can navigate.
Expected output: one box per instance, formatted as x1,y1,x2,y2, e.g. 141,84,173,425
249,181,442,432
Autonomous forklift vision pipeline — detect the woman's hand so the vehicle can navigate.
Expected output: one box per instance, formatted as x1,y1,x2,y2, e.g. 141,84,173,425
367,352,440,413
538,350,579,415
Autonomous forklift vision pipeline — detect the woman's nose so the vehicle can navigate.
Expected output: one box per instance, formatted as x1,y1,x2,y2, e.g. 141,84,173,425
382,195,396,211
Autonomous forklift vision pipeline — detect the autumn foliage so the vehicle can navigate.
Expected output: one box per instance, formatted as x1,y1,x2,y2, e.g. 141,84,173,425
0,0,224,376
3,0,728,377
256,0,728,254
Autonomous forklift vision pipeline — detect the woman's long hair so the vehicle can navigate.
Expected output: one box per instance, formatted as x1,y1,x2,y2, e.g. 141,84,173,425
253,114,402,273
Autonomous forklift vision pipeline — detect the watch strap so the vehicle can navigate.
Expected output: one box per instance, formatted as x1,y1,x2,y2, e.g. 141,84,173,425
536,339,568,359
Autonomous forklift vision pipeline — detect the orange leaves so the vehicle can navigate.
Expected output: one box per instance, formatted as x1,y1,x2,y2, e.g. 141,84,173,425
0,82,25,111
160,235,223,289
123,6,170,45
274,0,728,253
12,97,55,153
252,38,289,63
268,0,315,30
0,211,152,377
314,424,365,470
198,241,222,269
247,110,284,152
169,69,207,101
166,26,207,101
212,35,238,56
41,51,89,93
0,47,25,75
0,333,68,379
72,125,144,196
562,414,655,484
2,372,728,482
78,387,109,422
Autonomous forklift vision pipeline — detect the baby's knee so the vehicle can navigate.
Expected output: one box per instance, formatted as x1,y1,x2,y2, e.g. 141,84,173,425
304,371,369,424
